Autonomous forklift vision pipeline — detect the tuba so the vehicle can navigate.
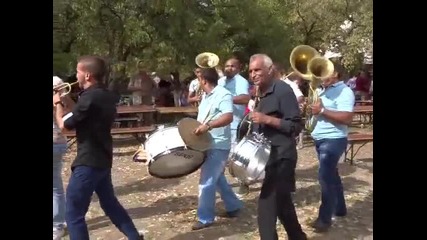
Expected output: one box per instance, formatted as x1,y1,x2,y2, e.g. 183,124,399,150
193,52,220,107
286,45,335,133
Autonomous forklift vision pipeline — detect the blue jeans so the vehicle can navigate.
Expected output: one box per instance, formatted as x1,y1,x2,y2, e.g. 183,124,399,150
314,137,348,224
65,166,140,240
53,153,66,230
197,149,243,224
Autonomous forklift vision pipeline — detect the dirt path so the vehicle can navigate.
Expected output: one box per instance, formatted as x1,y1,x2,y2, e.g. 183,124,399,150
61,129,373,240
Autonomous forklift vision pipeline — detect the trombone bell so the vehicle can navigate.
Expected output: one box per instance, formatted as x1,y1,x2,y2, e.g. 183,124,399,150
195,52,220,68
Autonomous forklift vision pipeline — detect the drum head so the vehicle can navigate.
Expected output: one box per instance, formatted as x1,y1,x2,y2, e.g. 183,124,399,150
178,117,213,152
149,149,205,179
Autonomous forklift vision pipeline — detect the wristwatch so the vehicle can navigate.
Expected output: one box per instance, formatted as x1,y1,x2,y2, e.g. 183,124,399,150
205,122,212,130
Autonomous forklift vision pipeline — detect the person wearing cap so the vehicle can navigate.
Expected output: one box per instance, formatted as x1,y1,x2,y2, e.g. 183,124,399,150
53,76,67,240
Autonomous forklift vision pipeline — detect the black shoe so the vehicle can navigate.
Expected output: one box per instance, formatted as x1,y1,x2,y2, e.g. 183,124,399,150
334,211,347,217
218,209,241,218
310,219,331,233
191,221,213,230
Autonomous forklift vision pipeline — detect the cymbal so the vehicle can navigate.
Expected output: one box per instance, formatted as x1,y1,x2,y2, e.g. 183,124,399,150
178,117,212,152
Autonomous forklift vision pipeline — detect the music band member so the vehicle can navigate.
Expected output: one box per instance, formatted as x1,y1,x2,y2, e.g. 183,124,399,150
53,76,67,240
248,54,307,240
192,67,243,230
187,67,203,106
309,65,355,232
218,57,251,196
53,56,143,240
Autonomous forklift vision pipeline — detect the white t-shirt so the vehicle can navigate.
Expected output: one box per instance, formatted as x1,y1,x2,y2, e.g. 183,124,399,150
282,78,304,99
188,79,199,93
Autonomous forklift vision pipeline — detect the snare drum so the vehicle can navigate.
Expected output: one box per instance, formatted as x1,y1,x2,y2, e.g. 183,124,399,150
144,126,205,179
228,133,271,185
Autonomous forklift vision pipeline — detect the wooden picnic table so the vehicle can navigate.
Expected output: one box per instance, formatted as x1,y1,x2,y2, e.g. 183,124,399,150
354,105,373,114
353,105,373,125
117,105,156,114
156,106,198,114
355,100,373,106
155,106,198,123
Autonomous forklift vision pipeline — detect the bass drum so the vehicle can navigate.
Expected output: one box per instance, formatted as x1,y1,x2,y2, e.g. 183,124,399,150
144,125,205,179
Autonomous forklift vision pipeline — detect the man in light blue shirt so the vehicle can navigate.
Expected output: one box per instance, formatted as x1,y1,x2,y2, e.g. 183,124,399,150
218,58,251,195
192,68,242,230
309,66,355,232
218,58,250,142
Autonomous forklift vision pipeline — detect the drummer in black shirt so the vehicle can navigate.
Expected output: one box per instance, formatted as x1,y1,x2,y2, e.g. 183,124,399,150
248,54,307,240
53,55,143,240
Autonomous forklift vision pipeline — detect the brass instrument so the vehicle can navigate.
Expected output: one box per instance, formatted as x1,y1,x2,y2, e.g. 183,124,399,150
245,85,260,136
193,52,220,107
53,81,79,97
193,83,204,107
195,52,220,68
235,85,261,141
286,45,335,133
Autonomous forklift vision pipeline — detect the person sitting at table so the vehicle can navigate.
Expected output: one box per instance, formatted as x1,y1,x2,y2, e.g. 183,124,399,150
127,71,157,125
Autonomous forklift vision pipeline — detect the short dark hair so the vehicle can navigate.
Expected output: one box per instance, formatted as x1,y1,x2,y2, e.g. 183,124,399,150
78,55,108,82
200,68,219,85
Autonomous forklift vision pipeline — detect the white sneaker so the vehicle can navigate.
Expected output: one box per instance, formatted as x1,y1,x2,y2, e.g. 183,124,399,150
53,228,65,240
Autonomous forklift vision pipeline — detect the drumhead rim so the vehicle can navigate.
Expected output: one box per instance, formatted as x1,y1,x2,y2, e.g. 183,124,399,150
148,152,206,179
149,146,187,161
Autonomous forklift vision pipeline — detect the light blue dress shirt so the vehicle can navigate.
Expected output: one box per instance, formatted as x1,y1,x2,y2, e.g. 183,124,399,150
197,85,234,150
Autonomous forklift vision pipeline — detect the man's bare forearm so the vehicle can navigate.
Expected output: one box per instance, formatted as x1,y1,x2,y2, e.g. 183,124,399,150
322,110,353,125
233,94,250,105
208,113,233,128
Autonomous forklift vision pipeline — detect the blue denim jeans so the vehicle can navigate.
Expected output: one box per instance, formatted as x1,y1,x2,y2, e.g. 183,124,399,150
197,149,243,224
314,137,348,224
65,166,140,240
53,153,66,230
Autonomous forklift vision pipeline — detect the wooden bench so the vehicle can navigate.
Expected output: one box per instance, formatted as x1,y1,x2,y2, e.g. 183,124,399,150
63,125,157,147
344,132,373,165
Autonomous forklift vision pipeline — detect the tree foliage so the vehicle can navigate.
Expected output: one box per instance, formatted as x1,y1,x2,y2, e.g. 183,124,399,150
53,0,373,79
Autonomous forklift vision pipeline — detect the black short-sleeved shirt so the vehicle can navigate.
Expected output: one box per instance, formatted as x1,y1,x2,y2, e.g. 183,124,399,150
255,80,303,160
63,85,117,169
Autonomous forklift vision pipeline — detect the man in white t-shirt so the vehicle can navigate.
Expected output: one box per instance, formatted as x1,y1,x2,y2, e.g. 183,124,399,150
273,63,306,150
188,67,203,106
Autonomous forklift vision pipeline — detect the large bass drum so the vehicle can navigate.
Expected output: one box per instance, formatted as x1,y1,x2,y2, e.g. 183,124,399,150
144,125,205,179
228,133,271,185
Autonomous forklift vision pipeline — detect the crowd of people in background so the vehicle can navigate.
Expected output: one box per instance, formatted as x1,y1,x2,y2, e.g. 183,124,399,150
57,64,373,109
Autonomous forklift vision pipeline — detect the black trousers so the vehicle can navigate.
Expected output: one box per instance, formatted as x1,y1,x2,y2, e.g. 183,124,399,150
257,147,306,240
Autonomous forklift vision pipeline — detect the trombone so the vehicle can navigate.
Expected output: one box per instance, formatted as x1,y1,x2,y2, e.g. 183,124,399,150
53,81,79,97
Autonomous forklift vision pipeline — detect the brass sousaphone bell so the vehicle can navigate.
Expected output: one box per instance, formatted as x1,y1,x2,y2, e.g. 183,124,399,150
287,45,335,132
195,52,220,68
288,45,334,81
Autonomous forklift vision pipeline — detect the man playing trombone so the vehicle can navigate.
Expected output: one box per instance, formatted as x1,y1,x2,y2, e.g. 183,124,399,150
192,67,243,230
